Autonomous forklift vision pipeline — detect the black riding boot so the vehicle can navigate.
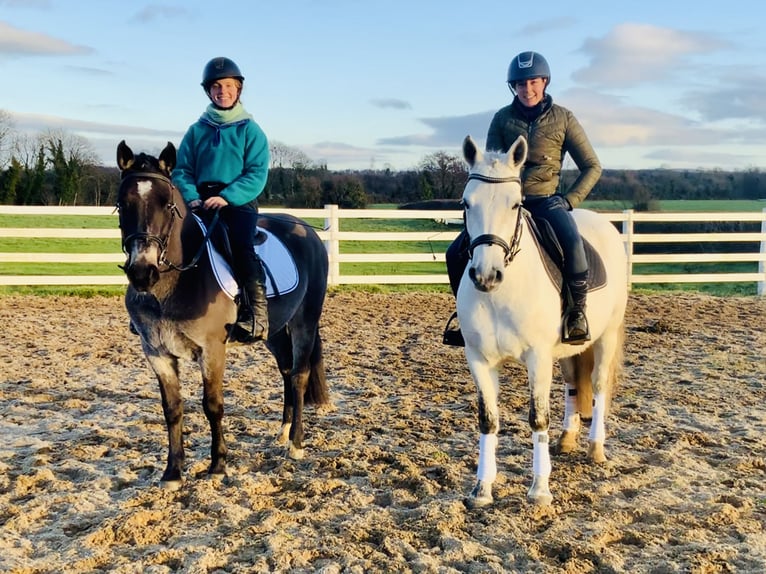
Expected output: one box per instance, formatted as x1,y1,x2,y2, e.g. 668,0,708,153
442,230,469,347
232,255,269,343
562,270,590,344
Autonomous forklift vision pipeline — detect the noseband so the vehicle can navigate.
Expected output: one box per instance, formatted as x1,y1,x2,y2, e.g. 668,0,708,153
465,172,524,266
118,171,183,271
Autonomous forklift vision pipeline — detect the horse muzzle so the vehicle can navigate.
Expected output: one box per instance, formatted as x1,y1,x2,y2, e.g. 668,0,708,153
469,264,504,292
122,246,161,292
125,261,160,292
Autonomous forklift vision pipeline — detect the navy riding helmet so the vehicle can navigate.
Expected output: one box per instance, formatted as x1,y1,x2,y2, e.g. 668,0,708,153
507,51,551,86
201,57,244,90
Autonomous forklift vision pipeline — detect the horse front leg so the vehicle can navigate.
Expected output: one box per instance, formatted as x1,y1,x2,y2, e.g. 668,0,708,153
148,354,185,488
200,344,227,477
465,349,500,508
527,355,554,506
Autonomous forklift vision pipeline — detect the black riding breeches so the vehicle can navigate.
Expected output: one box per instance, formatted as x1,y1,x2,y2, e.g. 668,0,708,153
524,195,588,276
218,203,259,280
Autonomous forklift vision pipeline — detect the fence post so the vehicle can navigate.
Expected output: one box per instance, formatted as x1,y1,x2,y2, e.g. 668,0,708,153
324,204,340,286
759,208,766,296
622,209,634,291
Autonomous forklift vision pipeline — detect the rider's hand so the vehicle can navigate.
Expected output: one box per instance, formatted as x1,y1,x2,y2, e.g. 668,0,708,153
203,196,229,210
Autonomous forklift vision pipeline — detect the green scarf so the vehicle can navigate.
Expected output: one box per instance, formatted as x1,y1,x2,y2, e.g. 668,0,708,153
203,102,252,125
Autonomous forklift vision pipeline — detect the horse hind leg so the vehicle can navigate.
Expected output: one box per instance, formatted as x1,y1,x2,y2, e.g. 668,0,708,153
266,329,296,449
268,324,327,460
555,348,594,455
587,321,624,464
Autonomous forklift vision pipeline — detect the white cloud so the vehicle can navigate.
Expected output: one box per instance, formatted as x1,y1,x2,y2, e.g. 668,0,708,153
574,23,728,88
0,21,92,56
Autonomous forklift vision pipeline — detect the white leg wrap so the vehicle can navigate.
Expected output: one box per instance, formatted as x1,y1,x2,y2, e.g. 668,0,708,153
477,433,498,483
532,431,551,477
562,383,580,432
588,392,607,443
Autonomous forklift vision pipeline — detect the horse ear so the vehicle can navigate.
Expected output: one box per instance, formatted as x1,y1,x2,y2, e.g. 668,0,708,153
463,135,483,167
158,142,176,175
507,135,528,169
116,140,134,171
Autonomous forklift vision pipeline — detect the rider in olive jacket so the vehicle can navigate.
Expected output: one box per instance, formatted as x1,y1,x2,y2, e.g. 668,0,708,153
444,51,601,347
485,97,601,209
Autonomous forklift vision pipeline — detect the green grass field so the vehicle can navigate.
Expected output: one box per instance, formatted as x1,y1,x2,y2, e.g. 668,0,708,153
583,199,766,212
1,201,763,296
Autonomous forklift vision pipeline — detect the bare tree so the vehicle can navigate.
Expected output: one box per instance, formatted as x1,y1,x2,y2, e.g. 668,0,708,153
0,109,15,170
269,141,314,169
418,151,468,199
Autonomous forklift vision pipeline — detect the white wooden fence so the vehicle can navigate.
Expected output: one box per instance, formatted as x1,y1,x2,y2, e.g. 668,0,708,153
1,205,765,295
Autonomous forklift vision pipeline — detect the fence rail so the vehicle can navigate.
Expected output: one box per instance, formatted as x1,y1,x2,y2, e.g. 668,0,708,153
1,205,765,295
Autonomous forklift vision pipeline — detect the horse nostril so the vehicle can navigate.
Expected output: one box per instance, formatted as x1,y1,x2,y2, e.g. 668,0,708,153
495,270,503,283
468,268,477,283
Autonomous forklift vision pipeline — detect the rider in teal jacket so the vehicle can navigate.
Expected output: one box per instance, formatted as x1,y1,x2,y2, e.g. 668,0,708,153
173,57,270,343
174,111,269,208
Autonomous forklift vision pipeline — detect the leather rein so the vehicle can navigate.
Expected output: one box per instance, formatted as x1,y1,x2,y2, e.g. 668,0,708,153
465,172,524,266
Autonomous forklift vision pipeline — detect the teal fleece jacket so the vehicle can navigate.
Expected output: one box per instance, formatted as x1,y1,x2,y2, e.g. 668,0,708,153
173,102,270,207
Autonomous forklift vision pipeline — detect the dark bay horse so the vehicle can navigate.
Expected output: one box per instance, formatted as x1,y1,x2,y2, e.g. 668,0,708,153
115,140,329,489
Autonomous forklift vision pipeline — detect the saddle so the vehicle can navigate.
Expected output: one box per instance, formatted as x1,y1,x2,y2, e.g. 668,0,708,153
524,210,607,295
191,212,298,300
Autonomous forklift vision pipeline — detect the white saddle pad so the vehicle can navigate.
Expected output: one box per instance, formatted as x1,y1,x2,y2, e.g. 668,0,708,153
192,214,299,300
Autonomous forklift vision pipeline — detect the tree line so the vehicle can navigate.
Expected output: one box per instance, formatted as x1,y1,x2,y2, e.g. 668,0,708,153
1,112,765,209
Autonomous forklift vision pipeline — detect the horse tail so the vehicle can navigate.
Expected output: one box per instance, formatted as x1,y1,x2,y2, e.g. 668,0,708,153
568,316,625,419
304,327,330,406
605,319,625,415
571,347,595,420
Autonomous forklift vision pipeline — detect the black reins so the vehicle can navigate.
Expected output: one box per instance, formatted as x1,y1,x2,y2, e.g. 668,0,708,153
465,172,524,266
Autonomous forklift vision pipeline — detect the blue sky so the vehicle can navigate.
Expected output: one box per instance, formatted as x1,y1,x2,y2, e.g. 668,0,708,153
2,0,765,172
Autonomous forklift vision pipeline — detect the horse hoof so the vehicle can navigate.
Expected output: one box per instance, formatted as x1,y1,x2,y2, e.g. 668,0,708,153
527,491,553,506
159,479,184,491
465,481,493,508
206,472,226,484
554,431,579,454
528,476,553,506
276,424,290,446
587,441,607,463
288,444,305,460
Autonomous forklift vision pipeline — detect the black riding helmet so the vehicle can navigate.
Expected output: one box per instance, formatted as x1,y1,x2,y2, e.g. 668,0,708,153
201,57,244,90
507,51,551,87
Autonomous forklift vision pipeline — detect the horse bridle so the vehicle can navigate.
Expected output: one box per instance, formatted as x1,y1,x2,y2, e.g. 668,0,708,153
465,172,524,266
117,171,190,272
